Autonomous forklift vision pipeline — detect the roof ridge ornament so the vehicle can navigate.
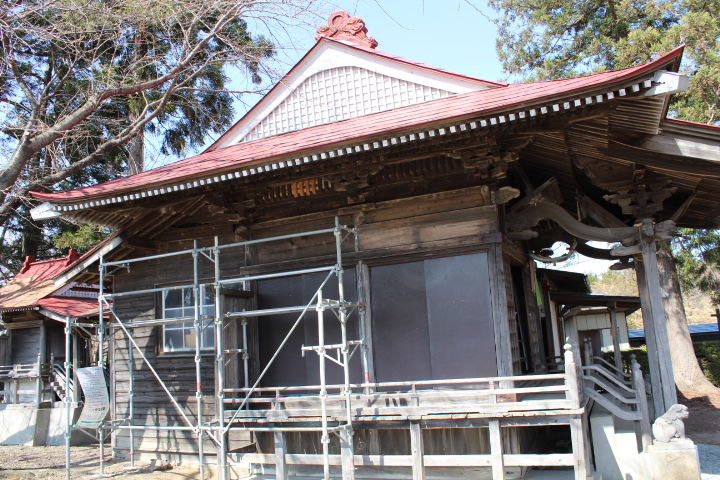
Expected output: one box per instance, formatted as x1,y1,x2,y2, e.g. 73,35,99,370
315,11,378,49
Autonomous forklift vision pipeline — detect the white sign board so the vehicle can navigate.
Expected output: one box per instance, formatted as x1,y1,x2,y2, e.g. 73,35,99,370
75,367,110,430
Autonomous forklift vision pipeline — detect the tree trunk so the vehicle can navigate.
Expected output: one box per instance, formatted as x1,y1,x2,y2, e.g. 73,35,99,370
127,111,144,176
657,242,717,394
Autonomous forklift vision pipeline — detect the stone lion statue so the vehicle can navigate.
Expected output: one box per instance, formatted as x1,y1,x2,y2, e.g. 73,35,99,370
652,404,689,443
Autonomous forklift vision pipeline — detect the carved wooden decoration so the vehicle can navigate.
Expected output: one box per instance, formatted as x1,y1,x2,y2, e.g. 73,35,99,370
315,11,378,49
603,171,677,219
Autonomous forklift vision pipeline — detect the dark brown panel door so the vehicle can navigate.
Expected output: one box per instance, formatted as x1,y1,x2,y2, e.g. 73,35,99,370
425,254,496,379
370,261,432,382
256,268,360,388
256,276,306,387
370,253,497,384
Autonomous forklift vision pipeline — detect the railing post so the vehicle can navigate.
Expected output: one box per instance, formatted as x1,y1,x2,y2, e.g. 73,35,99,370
582,338,591,367
489,419,505,480
35,352,43,405
564,344,581,409
631,355,652,452
410,420,425,480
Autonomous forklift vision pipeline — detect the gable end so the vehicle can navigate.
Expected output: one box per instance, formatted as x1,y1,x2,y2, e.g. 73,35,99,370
241,66,454,143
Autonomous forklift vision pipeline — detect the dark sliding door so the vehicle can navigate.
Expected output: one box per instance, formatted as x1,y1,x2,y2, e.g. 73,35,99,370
256,268,361,388
370,253,496,383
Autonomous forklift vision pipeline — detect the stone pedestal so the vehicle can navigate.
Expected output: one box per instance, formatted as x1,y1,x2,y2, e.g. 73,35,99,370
646,439,701,480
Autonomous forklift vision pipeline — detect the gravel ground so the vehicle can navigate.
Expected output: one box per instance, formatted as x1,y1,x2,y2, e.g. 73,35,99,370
700,444,720,480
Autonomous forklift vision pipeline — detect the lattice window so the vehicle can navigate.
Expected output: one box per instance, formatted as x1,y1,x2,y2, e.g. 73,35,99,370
242,67,454,142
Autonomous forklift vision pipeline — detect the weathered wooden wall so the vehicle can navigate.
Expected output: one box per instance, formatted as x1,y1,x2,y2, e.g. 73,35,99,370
112,245,250,455
109,185,549,458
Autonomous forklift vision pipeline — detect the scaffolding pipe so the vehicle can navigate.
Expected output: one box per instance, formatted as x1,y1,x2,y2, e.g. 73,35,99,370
242,319,249,389
104,283,197,299
223,269,336,430
335,218,355,480
214,237,228,480
99,258,106,476
128,315,135,467
64,318,71,480
193,241,206,480
317,287,330,480
108,425,334,432
101,227,346,268
218,266,335,285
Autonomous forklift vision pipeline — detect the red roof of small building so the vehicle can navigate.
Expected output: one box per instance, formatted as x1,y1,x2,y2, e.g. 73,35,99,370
31,46,684,204
37,297,101,318
0,249,100,318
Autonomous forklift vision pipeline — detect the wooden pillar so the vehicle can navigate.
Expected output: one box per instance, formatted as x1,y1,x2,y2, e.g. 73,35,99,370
357,261,376,388
634,261,664,417
638,219,676,414
12,378,19,404
489,419,505,480
72,330,79,403
273,431,288,480
607,303,622,372
410,421,425,480
570,415,590,480
488,242,513,378
36,324,47,405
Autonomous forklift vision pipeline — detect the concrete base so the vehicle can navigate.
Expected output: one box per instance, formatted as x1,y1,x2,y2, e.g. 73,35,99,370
590,402,641,480
643,439,701,480
0,405,93,446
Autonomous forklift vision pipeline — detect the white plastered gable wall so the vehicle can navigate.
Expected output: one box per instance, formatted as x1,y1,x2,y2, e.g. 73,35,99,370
212,39,498,149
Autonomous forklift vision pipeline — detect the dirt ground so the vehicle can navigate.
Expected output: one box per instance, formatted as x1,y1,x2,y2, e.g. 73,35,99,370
0,391,717,479
0,445,221,480
680,388,720,446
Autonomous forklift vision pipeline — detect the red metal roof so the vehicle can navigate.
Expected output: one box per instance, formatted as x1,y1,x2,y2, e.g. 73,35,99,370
31,46,684,203
0,250,91,315
37,297,100,318
37,297,98,318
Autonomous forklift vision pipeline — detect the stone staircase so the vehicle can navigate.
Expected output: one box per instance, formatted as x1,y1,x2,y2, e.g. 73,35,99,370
48,364,74,402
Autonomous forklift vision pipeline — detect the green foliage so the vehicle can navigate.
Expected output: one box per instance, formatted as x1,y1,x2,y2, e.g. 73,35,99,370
53,224,110,252
603,347,649,376
606,344,720,387
674,230,720,305
587,269,638,297
694,342,720,387
489,0,720,122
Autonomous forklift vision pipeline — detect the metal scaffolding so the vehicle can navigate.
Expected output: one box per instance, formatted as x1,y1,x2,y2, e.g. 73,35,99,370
62,217,362,480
